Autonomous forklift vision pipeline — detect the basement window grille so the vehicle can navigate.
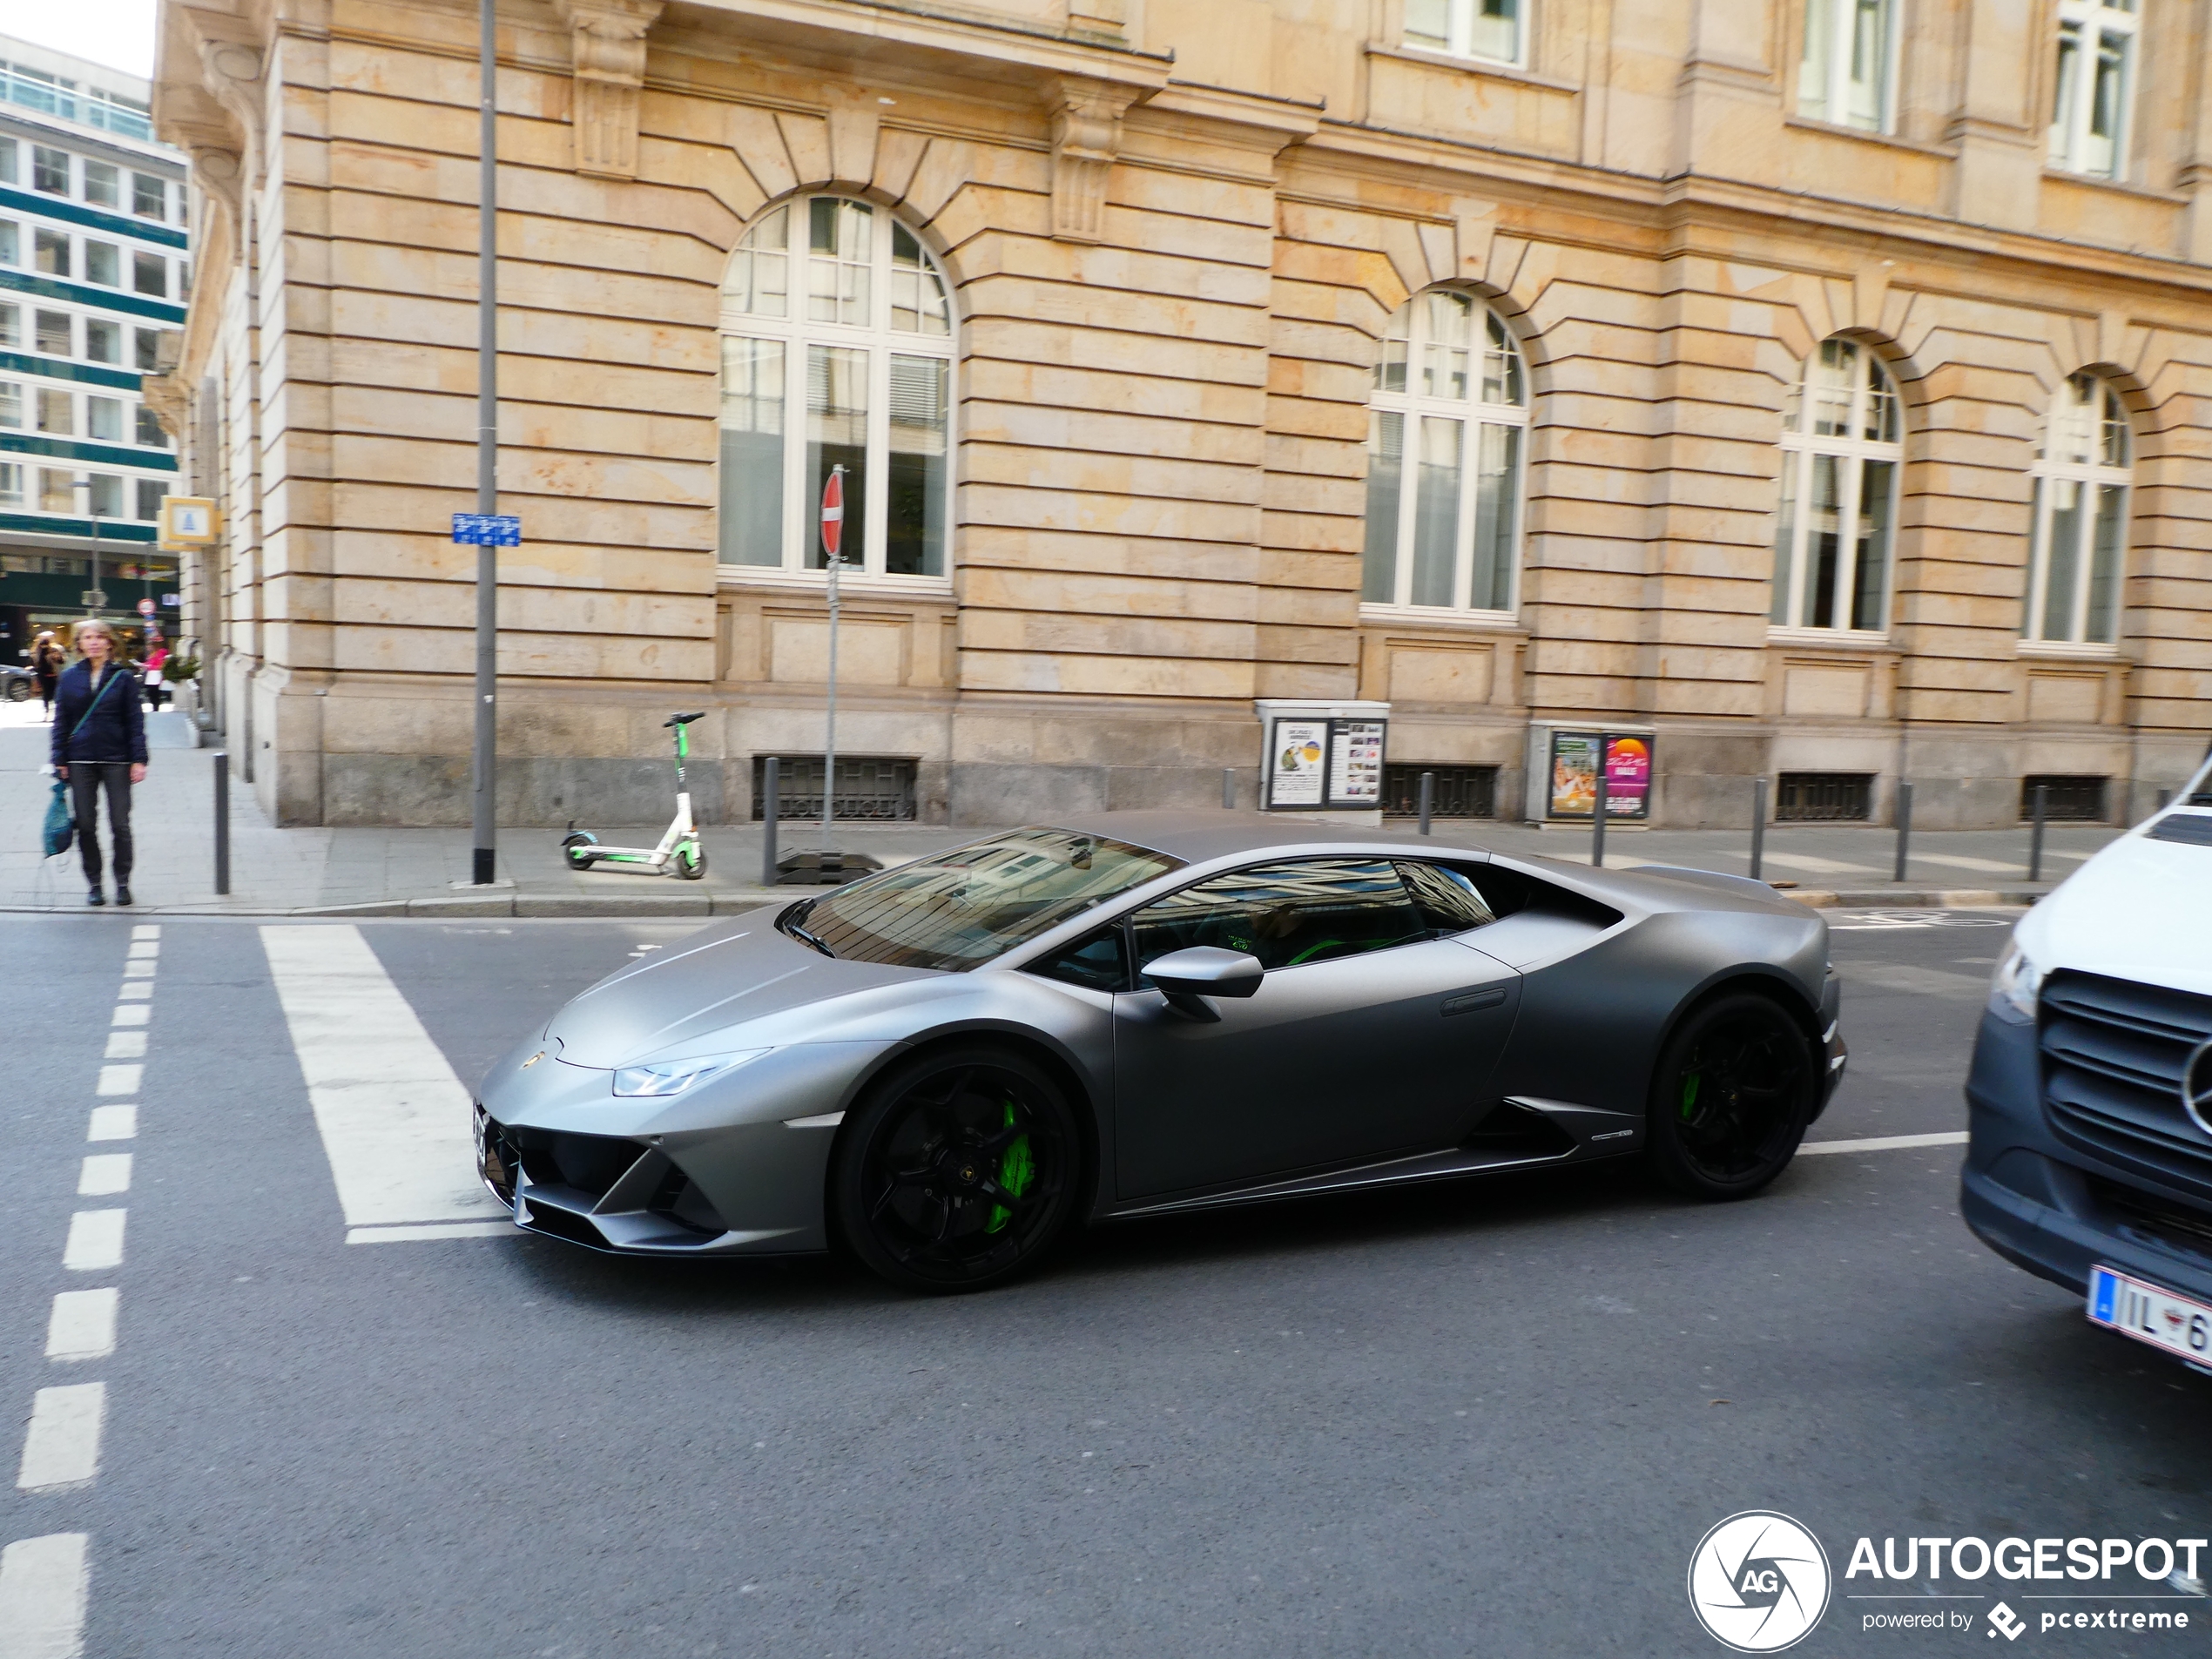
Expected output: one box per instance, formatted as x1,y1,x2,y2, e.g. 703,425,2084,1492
752,755,916,821
1775,772,1872,821
1381,764,1498,819
2020,774,2107,822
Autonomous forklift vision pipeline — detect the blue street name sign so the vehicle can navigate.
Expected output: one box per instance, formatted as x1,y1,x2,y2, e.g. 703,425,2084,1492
451,513,522,546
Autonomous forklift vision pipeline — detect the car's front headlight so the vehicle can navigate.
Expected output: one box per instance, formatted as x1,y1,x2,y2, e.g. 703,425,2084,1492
1990,946,2045,1023
610,1049,767,1098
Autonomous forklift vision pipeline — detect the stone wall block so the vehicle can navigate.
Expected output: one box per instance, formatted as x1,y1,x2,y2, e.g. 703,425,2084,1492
773,110,833,188
904,138,977,227
725,104,797,200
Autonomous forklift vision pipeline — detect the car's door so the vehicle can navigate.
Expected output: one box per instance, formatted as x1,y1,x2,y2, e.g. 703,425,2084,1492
1110,856,1521,1198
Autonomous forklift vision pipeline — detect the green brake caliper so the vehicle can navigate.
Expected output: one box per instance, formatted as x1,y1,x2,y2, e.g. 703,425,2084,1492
987,1101,1034,1233
1679,1071,1702,1121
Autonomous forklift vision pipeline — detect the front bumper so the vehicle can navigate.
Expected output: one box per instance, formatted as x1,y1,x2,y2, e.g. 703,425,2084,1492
471,1038,897,1258
1962,1007,2212,1329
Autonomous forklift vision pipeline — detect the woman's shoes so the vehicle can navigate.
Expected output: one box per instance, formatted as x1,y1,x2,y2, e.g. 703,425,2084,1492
86,887,106,907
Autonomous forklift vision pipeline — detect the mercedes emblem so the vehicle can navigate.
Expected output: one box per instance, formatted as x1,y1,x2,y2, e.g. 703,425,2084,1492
2182,1036,2212,1138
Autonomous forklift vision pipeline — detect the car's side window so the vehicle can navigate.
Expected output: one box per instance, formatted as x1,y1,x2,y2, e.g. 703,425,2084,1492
1028,926,1130,993
1130,858,1428,974
1397,860,1498,934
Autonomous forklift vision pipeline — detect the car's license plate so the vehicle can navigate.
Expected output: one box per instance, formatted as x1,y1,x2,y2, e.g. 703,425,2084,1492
2087,1264,2212,1363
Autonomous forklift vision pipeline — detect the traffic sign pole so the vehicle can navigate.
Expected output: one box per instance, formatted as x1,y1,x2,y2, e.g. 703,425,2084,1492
470,0,498,887
820,465,845,871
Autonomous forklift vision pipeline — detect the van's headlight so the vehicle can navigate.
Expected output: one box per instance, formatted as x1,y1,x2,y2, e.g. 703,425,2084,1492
611,1049,766,1097
1990,948,2044,1023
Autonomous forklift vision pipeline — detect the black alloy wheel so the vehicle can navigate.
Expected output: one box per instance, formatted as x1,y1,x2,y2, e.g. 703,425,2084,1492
1644,991,1815,1200
832,1047,1079,1293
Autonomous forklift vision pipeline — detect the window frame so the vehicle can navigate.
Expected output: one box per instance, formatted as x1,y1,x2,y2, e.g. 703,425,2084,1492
1402,0,1528,69
1770,338,1905,639
1360,288,1531,621
716,193,958,587
1796,0,1903,135
2048,0,2139,180
2023,373,2133,650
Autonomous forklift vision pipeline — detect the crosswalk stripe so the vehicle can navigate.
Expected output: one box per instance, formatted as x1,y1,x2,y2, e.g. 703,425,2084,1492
1800,1130,1969,1155
0,1533,90,1659
260,925,507,1233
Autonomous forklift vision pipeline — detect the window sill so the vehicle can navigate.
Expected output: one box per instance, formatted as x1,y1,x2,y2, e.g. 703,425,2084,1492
717,564,955,599
1359,603,1525,631
1782,116,1957,160
2016,638,2121,661
1765,626,1893,651
2040,167,2188,206
1365,44,1576,96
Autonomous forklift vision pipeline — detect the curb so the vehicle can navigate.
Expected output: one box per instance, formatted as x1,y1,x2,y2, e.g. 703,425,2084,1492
1778,887,2047,909
0,886,2045,921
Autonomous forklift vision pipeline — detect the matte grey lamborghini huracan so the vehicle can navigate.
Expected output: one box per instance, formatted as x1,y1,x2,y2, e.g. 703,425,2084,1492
475,813,1847,1292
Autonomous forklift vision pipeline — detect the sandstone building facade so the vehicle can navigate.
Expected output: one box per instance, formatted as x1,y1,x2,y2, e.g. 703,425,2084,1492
150,0,2212,829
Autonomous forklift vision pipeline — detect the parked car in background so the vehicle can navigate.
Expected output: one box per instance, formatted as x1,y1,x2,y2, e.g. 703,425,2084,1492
0,664,35,702
1964,755,2212,1374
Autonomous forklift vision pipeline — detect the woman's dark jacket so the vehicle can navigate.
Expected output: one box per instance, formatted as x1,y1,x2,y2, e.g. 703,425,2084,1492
51,661,148,766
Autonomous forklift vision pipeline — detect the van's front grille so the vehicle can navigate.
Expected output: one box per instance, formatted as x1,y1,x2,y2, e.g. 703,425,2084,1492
2040,971,2212,1202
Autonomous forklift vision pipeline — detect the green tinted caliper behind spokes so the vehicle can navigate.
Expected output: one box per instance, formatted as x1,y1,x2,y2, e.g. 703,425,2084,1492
1680,1069,1702,1120
988,1099,1035,1233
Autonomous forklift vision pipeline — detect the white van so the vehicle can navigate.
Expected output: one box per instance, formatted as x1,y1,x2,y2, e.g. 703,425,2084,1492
1961,756,2212,1372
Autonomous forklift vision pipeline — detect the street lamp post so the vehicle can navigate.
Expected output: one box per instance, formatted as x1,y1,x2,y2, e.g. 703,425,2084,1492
71,479,106,623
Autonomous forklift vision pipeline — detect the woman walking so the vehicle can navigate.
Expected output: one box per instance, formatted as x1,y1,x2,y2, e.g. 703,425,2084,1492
51,621,147,907
31,631,63,718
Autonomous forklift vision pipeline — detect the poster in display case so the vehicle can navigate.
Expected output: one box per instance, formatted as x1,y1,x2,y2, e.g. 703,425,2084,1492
1326,719,1386,807
1548,731,1654,820
1265,718,1330,808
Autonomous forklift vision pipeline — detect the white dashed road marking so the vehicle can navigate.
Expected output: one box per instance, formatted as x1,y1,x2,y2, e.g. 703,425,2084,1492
60,1212,124,1273
92,1065,138,1097
100,1031,145,1060
1801,1130,1969,1156
16,1385,105,1494
0,1533,91,1659
260,925,509,1238
43,1292,118,1365
84,1106,134,1143
75,1157,130,1198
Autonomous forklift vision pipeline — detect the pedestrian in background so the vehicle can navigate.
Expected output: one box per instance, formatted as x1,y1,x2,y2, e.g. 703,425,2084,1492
143,640,170,711
51,619,147,908
31,631,63,719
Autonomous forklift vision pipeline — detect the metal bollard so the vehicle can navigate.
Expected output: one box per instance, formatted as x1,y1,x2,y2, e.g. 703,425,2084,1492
1223,767,1236,811
1418,771,1434,837
2157,787,2172,817
1892,780,1912,884
1592,765,1608,868
2028,782,2048,884
1750,777,1767,883
212,750,231,896
760,757,779,887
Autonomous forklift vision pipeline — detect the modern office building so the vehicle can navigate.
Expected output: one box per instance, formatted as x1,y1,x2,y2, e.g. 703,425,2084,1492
0,35,188,666
153,0,2211,829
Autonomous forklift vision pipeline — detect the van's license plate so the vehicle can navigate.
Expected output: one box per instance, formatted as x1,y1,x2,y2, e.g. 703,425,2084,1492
2087,1265,2212,1361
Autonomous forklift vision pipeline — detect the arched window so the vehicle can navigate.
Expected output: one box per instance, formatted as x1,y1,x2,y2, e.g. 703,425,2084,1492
1360,291,1528,615
718,195,954,578
1770,338,1901,633
2024,373,2131,645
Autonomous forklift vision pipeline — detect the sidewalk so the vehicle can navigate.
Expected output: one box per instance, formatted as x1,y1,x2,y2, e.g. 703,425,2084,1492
1,700,2119,917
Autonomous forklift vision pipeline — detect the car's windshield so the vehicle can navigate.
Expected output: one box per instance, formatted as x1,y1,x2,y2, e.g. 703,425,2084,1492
781,827,1182,971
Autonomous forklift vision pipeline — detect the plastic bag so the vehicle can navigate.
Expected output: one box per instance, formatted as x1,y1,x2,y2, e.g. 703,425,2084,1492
43,779,73,859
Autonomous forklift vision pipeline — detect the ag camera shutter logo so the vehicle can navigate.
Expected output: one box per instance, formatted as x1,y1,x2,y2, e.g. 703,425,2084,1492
1689,1511,1832,1651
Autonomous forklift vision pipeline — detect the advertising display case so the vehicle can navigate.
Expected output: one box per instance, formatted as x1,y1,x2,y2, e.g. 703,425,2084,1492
1534,726,1656,821
1255,699,1391,818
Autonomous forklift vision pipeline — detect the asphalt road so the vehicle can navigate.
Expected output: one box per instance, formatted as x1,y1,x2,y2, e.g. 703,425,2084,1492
3,908,2207,1657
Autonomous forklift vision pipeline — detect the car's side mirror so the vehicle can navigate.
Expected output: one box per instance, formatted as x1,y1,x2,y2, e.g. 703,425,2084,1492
1142,947,1264,1020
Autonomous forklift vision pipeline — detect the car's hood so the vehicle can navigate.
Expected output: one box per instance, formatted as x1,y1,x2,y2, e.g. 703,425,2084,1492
2017,811,2212,999
545,911,941,1068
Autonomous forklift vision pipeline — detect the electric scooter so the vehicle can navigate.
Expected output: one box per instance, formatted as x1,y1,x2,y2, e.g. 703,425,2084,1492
561,711,707,879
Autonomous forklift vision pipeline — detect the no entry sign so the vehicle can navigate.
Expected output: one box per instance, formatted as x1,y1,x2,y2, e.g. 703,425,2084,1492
820,465,845,563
